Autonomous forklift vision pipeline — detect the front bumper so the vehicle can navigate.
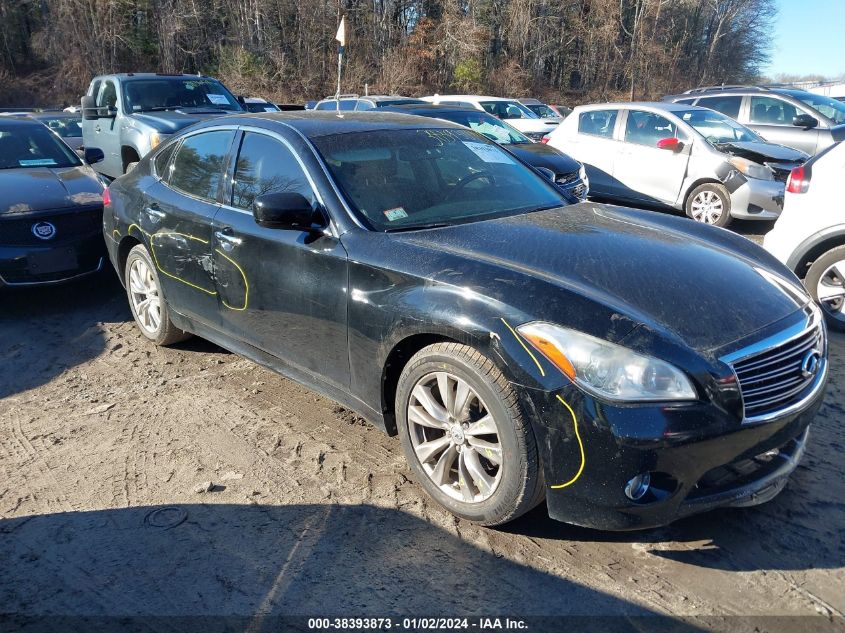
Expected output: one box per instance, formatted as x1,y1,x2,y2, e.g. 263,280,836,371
521,375,825,531
0,235,105,287
729,177,785,220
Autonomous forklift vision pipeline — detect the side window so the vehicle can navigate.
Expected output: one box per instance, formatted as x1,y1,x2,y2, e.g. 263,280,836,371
168,130,235,201
355,100,375,111
578,110,618,139
338,99,357,111
315,101,335,110
624,111,683,147
153,143,177,181
231,132,316,211
695,95,742,119
750,96,800,125
97,80,118,109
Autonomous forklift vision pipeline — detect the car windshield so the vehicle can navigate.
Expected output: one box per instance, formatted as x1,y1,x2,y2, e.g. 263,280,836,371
37,116,82,138
525,103,560,119
678,109,763,145
793,93,845,125
123,79,242,112
313,128,565,231
0,123,82,169
425,111,531,145
480,101,539,120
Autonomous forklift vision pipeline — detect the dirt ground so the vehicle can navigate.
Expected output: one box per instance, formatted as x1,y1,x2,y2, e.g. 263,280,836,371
2,223,844,631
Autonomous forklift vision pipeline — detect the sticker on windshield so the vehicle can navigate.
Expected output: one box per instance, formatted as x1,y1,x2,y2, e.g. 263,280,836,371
206,93,229,105
19,159,58,166
383,207,408,221
462,141,515,165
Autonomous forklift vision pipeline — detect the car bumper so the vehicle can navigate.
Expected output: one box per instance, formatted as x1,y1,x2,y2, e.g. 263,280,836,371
0,235,106,288
520,375,825,531
729,178,785,220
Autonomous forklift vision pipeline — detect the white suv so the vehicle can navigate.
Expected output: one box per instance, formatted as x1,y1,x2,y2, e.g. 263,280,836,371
764,141,845,330
422,95,558,141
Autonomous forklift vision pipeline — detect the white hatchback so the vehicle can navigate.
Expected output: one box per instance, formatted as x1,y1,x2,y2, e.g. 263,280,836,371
764,141,845,330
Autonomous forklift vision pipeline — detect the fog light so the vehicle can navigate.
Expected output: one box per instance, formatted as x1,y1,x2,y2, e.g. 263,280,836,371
625,473,651,501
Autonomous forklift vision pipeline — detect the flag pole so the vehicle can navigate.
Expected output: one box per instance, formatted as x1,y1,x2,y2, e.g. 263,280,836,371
335,16,346,112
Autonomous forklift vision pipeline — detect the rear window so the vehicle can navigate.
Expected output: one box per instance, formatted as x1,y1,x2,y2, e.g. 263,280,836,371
578,110,618,138
168,130,235,201
694,95,742,119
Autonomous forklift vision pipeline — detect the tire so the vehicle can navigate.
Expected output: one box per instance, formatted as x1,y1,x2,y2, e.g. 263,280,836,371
395,342,544,526
124,244,191,346
804,245,845,333
685,182,732,228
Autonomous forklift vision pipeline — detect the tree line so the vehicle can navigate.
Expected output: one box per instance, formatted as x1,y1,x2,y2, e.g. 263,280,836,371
0,0,777,107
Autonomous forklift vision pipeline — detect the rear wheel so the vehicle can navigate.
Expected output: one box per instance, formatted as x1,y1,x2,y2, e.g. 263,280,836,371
686,183,732,228
124,244,191,346
396,342,544,526
804,245,845,332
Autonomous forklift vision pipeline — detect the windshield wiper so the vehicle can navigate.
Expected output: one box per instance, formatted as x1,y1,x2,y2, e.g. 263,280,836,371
384,222,451,232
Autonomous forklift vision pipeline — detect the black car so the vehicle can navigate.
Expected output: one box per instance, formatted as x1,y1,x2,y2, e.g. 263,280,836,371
104,112,827,530
381,103,588,200
0,118,106,287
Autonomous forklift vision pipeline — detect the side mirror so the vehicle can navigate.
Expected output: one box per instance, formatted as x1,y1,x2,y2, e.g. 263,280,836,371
657,137,682,152
253,192,317,230
81,95,99,120
535,167,556,181
793,114,818,129
237,95,246,105
84,147,105,164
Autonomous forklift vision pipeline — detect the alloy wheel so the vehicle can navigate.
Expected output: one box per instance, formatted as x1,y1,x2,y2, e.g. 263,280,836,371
690,190,724,224
816,259,845,319
128,257,162,335
407,371,503,503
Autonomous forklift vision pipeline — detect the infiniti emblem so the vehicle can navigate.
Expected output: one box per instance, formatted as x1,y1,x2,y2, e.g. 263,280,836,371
800,350,821,379
31,221,56,240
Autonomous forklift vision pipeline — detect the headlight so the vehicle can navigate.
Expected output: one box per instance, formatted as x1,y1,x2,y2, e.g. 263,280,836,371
578,164,587,183
517,322,697,402
729,157,773,181
149,132,168,150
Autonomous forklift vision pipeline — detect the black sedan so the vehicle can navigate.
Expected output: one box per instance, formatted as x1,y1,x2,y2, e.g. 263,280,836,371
104,112,827,529
0,118,105,287
381,103,588,200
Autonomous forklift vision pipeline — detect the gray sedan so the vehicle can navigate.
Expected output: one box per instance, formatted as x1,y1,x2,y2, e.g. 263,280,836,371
545,102,808,227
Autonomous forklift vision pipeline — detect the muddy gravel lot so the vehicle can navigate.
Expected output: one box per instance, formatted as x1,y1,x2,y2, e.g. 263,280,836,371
2,222,844,632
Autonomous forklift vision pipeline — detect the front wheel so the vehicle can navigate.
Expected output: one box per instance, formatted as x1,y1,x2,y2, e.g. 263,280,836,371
804,245,845,332
124,244,191,346
395,342,544,526
685,183,732,228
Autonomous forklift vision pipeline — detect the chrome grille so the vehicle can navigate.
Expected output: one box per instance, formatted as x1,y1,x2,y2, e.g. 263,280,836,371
730,323,824,420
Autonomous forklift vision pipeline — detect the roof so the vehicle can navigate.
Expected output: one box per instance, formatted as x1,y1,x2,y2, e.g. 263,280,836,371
380,103,477,113
424,95,522,102
92,73,213,81
318,95,419,102
194,111,466,138
517,98,544,105
574,101,712,113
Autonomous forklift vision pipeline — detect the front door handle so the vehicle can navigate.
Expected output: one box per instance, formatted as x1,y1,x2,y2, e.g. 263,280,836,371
94,125,101,133
215,228,242,251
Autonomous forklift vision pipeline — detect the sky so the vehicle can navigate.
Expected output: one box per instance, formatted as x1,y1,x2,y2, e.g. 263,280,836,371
765,0,845,78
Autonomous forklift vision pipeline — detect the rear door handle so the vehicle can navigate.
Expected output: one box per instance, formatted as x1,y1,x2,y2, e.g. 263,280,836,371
215,228,242,251
143,205,165,220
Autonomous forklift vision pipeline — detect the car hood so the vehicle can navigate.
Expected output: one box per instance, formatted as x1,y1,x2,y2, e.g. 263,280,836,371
392,203,807,353
508,143,581,175
131,108,236,134
716,141,808,164
0,165,103,215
